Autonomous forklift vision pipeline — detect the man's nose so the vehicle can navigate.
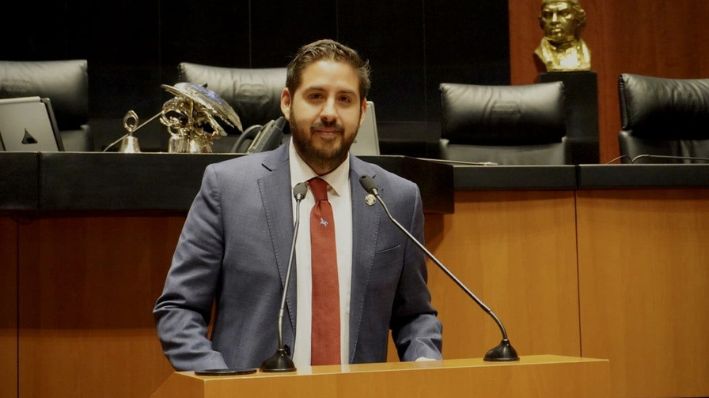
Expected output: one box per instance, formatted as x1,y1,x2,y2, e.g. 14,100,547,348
551,12,559,22
320,98,337,121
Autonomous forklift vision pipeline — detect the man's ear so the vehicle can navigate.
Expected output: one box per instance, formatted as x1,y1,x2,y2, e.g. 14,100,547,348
358,98,368,127
280,88,292,121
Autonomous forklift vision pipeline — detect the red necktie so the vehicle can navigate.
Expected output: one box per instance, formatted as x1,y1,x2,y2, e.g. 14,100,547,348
309,177,341,365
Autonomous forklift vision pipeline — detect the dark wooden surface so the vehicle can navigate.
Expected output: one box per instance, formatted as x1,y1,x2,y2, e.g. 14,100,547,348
0,152,455,213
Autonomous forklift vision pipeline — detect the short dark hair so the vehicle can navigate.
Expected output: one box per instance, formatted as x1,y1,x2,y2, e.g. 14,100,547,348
286,39,371,99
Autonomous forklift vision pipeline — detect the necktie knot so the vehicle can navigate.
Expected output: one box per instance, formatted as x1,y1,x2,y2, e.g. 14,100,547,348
309,178,329,202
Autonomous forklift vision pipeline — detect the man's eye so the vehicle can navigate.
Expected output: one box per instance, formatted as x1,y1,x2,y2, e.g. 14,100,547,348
339,96,353,104
307,93,323,100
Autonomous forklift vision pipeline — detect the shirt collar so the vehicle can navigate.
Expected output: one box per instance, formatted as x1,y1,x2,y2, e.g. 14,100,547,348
289,138,350,197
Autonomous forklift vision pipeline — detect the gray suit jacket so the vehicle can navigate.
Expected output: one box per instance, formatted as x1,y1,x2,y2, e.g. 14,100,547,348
154,143,442,370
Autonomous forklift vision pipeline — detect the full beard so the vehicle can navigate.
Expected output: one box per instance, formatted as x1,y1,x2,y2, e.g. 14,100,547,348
290,118,356,175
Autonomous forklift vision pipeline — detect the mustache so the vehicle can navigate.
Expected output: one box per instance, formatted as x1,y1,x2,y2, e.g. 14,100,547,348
310,120,345,133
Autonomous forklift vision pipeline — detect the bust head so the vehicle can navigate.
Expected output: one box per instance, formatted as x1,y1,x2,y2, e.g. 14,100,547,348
539,0,587,47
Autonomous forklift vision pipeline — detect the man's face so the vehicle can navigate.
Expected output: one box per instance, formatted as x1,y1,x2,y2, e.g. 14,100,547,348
281,59,366,175
540,1,579,45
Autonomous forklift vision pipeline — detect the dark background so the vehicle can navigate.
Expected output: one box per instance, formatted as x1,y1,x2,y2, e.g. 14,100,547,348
1,0,509,152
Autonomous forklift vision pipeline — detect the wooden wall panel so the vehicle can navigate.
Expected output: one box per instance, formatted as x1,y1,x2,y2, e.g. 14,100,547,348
0,218,17,398
7,187,708,398
17,215,185,398
576,189,709,397
422,191,580,359
509,0,709,162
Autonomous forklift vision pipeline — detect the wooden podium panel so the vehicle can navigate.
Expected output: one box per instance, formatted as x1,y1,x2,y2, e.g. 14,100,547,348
17,216,181,398
423,191,581,359
152,355,610,398
577,189,709,397
0,217,18,398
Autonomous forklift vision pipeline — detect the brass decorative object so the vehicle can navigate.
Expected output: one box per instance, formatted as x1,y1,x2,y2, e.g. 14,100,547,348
535,0,591,72
119,110,142,153
104,82,242,153
160,83,242,153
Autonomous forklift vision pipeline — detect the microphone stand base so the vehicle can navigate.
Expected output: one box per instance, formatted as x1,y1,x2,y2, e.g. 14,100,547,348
260,348,297,372
483,339,519,361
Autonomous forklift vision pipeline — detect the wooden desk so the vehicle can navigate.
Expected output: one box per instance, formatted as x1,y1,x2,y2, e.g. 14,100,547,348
3,156,708,398
2,191,583,398
575,165,709,397
577,188,709,397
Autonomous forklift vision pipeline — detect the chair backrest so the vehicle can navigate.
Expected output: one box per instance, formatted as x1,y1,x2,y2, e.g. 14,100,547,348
618,73,709,163
0,60,91,151
350,101,380,156
178,62,286,132
439,81,568,165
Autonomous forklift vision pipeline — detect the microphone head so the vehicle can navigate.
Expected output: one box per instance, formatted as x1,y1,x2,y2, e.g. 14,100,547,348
293,182,308,200
359,175,379,195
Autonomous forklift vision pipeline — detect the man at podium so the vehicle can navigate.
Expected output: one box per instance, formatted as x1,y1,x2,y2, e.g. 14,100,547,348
153,39,442,371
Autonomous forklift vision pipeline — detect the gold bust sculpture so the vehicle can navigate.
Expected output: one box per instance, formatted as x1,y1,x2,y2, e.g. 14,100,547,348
535,0,591,71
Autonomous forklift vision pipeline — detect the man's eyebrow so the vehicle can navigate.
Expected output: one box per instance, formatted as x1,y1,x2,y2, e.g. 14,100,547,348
302,85,357,95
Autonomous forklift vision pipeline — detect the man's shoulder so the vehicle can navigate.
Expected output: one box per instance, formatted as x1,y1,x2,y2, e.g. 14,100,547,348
207,144,287,177
351,155,418,192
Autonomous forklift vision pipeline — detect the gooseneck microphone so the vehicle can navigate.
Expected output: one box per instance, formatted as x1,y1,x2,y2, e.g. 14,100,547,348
260,182,308,372
359,175,519,361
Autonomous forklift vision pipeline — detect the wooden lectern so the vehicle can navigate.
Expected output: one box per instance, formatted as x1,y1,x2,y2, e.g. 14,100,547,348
152,355,610,398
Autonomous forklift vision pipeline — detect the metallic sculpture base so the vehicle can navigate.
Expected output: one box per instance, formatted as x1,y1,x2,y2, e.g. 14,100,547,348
167,134,214,153
484,339,519,361
119,135,141,153
260,348,296,372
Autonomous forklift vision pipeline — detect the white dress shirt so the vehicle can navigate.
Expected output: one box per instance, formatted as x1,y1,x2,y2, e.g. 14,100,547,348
288,140,353,367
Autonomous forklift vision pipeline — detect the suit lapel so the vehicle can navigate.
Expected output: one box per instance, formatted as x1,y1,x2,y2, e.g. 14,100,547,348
257,145,297,345
348,159,380,362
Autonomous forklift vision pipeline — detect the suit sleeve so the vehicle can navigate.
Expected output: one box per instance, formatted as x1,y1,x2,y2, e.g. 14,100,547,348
153,165,229,370
390,186,443,361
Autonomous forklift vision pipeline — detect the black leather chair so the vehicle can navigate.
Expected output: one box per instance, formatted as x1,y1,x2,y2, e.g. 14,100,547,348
618,73,709,163
178,62,287,152
439,82,569,165
440,82,569,165
0,60,92,151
